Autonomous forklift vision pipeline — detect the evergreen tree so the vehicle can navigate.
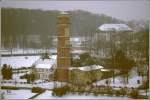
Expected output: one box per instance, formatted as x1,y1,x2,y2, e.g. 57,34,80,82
1,64,7,79
1,64,13,80
113,49,135,83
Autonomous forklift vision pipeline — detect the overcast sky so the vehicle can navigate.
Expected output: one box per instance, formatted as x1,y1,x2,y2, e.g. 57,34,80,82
1,0,150,21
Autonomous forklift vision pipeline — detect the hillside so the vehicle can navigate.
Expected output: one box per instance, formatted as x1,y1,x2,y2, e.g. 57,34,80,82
2,8,123,49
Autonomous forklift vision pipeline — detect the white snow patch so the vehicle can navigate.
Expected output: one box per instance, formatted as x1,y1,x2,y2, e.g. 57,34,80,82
34,58,55,69
69,65,104,71
1,89,37,99
101,69,110,72
34,81,67,89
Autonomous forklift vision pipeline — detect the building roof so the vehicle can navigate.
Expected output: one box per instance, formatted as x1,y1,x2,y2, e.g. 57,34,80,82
34,58,55,69
98,23,132,32
60,11,69,15
69,65,104,71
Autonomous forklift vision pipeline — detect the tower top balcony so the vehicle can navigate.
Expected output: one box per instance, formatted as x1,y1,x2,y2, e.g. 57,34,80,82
58,11,69,18
60,11,69,15
57,11,70,24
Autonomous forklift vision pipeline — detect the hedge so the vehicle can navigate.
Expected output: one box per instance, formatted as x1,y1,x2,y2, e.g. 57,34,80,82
1,86,19,90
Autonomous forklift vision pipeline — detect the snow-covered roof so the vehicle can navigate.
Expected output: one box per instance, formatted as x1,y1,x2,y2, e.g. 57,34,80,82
53,37,86,42
98,24,132,32
101,69,110,72
60,11,69,15
50,55,57,60
69,65,104,71
34,58,55,69
71,50,87,54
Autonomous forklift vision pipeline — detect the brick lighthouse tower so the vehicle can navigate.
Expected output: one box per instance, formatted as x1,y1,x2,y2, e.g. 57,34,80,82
56,12,70,83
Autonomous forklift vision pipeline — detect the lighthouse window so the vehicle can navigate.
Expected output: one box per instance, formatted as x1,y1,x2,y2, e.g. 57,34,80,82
65,27,69,37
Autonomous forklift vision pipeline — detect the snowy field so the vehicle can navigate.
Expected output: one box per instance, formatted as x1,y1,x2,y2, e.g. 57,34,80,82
1,72,61,89
93,75,142,88
1,89,37,99
1,56,40,68
93,67,143,88
35,90,130,99
1,55,57,68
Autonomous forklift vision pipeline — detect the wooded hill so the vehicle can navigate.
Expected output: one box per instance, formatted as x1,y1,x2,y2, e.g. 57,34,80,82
1,8,148,48
2,8,123,49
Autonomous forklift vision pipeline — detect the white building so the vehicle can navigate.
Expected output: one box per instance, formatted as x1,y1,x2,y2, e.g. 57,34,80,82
32,57,56,81
96,23,133,43
93,23,133,58
98,24,132,32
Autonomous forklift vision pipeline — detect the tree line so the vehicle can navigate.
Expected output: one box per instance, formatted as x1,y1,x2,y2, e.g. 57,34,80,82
2,8,123,49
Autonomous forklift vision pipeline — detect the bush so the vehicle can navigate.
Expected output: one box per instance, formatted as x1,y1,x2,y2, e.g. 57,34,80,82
93,92,99,96
120,88,126,96
129,89,139,99
114,88,126,96
1,86,19,90
107,87,113,96
31,87,45,93
138,80,149,89
52,86,70,97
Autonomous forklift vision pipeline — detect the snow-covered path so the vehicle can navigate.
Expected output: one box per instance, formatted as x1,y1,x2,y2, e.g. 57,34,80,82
35,90,130,99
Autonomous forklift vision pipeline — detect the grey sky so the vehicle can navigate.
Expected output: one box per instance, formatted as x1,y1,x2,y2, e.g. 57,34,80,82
1,0,150,21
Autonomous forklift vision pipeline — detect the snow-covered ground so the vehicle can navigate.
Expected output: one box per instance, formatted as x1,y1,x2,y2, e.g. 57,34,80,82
34,81,67,89
1,89,37,99
1,55,148,99
1,81,66,90
1,72,63,89
1,56,40,68
1,55,57,68
93,75,142,88
0,48,57,55
69,65,104,71
35,90,130,99
93,67,143,88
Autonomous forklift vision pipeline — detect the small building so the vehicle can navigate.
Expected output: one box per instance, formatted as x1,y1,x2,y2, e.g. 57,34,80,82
68,65,104,85
32,57,56,81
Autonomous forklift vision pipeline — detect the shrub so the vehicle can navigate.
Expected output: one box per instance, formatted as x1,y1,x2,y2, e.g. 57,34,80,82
52,86,70,97
138,80,149,89
129,89,139,99
106,87,113,96
94,92,99,96
31,87,45,93
119,88,127,96
115,88,126,96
